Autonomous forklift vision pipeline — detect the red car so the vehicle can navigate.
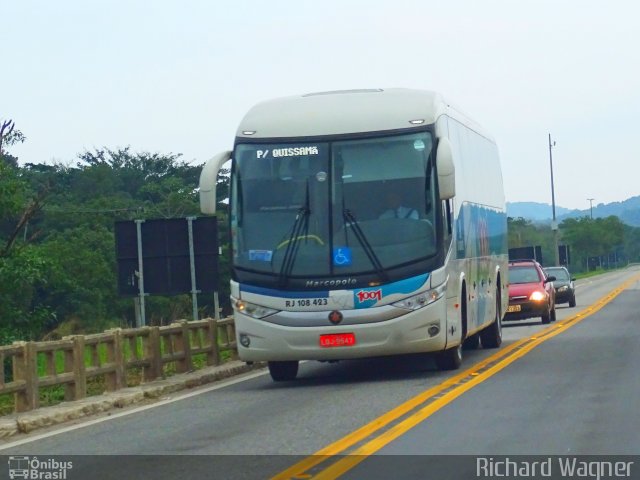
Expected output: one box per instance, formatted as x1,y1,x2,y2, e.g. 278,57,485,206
505,259,557,324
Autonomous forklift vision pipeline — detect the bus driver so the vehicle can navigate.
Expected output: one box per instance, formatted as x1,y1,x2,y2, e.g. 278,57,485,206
379,192,419,219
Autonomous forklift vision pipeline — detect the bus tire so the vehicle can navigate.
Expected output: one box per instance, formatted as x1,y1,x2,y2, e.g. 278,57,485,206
268,361,299,381
481,289,503,349
462,333,480,350
435,344,462,371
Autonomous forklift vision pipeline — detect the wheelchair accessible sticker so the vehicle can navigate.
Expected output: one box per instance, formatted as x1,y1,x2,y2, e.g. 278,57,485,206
249,250,273,262
333,247,352,266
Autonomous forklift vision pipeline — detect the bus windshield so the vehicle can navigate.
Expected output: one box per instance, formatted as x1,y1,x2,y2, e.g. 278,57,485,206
231,132,437,280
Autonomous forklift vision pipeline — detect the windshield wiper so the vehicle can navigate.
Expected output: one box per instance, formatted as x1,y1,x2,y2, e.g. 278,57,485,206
343,209,389,283
278,181,311,287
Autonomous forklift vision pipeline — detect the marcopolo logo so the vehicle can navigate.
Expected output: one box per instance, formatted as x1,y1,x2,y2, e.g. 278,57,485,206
7,456,73,479
305,278,357,288
356,289,382,303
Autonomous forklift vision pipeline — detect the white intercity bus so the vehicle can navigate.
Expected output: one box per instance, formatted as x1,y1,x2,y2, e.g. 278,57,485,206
200,88,508,381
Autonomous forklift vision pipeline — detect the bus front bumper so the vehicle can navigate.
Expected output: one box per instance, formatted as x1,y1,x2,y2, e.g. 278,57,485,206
233,300,447,362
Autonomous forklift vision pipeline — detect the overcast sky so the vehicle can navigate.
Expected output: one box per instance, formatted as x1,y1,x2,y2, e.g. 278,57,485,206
3,1,639,210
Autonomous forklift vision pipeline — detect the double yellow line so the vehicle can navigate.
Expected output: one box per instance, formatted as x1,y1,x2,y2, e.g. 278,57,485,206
272,275,640,480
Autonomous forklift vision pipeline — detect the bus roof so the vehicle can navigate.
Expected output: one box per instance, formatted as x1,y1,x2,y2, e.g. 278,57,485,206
236,88,492,141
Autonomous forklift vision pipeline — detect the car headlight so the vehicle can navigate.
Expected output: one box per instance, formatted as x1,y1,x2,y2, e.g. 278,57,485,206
392,283,446,311
234,299,279,319
558,286,568,293
529,291,546,302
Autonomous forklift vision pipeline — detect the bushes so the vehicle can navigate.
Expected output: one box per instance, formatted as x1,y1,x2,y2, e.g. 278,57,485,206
1,149,231,342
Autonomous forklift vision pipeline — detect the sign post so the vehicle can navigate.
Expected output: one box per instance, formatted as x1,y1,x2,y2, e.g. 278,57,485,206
187,216,199,321
135,219,146,326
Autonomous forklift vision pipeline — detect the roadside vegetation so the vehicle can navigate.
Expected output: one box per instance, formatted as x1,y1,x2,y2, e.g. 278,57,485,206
1,120,230,345
508,216,640,274
2,119,640,345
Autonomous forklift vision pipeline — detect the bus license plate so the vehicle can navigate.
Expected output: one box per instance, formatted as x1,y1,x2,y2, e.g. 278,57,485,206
319,333,356,348
507,305,521,313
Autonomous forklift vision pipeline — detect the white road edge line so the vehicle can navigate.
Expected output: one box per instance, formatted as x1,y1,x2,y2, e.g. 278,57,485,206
0,368,269,451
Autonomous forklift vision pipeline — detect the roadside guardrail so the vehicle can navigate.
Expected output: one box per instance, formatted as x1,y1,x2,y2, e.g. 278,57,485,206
0,317,236,413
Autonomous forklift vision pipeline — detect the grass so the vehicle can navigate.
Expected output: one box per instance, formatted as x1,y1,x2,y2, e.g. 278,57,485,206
574,267,624,280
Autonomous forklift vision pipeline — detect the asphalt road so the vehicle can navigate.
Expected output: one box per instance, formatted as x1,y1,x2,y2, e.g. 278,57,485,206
1,267,639,480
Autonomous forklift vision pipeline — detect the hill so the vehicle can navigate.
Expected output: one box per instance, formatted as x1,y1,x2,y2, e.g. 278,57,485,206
506,202,576,221
507,196,640,227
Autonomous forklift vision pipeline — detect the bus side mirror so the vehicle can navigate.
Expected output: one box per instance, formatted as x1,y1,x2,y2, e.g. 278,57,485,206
436,137,455,200
199,150,232,214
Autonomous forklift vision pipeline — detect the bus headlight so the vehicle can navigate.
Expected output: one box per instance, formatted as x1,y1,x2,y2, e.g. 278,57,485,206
392,283,446,311
234,299,279,319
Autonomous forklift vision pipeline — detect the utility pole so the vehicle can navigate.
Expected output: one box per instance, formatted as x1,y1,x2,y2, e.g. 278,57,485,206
549,134,560,265
587,198,595,219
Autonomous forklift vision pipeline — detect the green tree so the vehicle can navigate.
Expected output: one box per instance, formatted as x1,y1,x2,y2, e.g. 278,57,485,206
560,216,625,271
623,225,640,264
37,225,120,330
0,123,54,341
0,246,52,343
0,142,232,340
507,217,554,264
0,119,26,167
0,162,28,222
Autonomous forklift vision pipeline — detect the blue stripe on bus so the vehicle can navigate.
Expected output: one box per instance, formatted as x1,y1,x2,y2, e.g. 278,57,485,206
239,284,330,299
353,273,430,309
239,272,430,304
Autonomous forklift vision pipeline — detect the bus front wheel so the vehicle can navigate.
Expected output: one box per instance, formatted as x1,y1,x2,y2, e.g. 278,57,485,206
481,289,503,349
268,361,299,381
435,344,462,371
462,333,480,350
